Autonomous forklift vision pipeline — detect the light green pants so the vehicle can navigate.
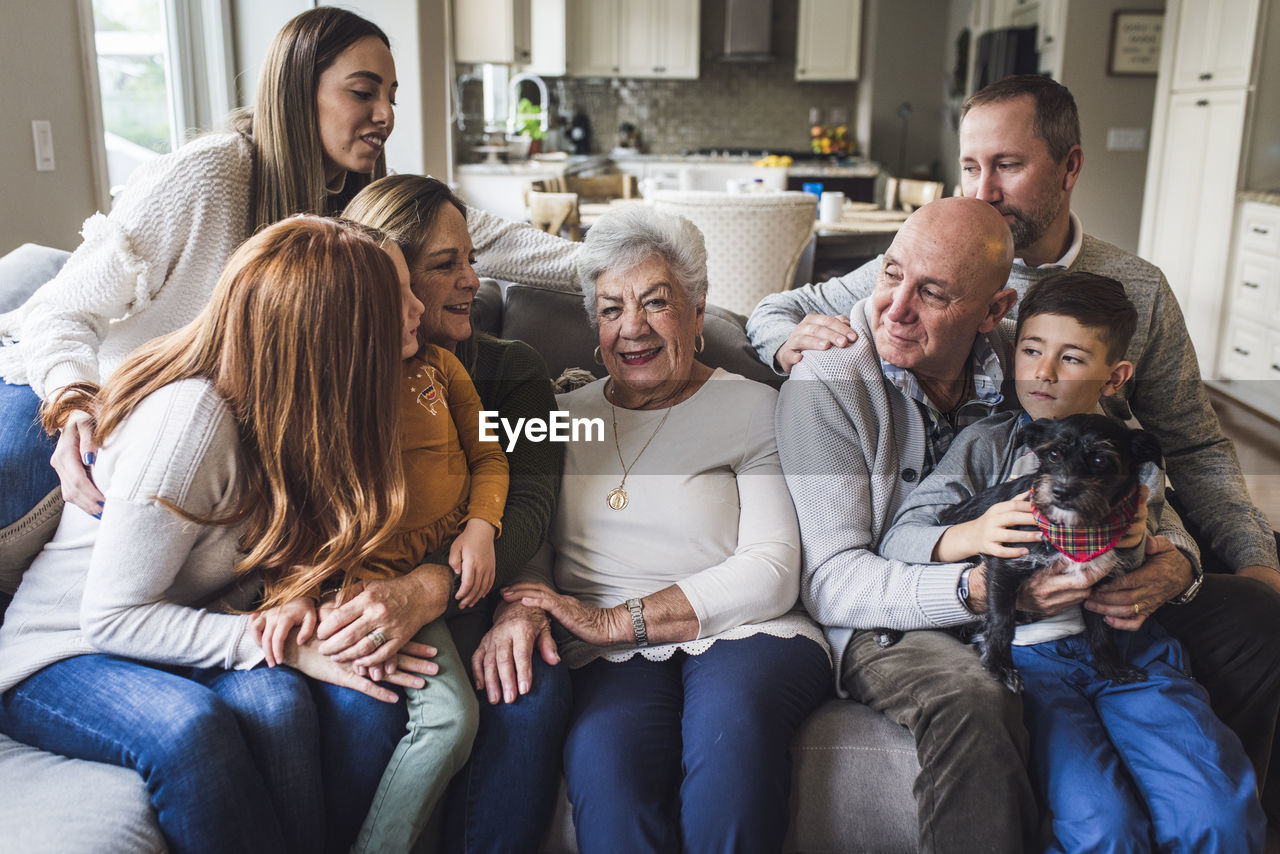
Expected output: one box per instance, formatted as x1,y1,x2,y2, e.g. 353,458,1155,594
352,617,480,854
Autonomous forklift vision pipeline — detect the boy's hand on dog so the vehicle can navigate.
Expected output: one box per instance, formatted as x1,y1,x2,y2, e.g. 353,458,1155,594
1085,534,1192,630
947,494,1044,560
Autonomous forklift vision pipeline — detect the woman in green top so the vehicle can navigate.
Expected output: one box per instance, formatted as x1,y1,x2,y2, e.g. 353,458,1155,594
340,174,571,853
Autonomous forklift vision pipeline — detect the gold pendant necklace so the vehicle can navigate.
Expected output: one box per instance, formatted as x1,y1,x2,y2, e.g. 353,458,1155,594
607,392,673,511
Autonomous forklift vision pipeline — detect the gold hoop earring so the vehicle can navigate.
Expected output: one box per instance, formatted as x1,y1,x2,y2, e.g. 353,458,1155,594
695,333,705,354
593,346,605,366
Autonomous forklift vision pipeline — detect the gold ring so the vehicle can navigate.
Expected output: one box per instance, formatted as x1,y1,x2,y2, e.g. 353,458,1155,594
1133,602,1142,616
367,628,387,650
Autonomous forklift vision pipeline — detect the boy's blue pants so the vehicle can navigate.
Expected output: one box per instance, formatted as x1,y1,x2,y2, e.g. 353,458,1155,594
1013,622,1265,854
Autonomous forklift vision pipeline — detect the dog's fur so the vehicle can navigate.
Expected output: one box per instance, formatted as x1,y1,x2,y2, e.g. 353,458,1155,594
938,413,1163,692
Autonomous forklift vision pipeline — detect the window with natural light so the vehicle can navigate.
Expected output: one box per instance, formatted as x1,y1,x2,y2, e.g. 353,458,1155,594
92,0,176,194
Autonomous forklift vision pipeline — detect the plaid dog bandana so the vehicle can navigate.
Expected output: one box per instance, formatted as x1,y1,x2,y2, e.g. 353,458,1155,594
1032,486,1142,562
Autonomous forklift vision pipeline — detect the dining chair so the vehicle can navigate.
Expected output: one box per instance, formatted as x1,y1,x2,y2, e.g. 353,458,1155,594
565,173,638,202
649,190,817,316
527,190,582,241
884,177,945,212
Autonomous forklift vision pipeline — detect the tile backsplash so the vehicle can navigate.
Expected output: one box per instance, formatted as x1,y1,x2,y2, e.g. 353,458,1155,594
453,0,859,159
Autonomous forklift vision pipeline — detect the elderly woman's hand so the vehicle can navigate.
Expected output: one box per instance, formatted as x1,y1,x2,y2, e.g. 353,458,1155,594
473,600,560,705
315,562,453,668
502,582,631,647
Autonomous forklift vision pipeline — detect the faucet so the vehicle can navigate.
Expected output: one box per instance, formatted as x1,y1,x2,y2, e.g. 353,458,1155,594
507,73,549,137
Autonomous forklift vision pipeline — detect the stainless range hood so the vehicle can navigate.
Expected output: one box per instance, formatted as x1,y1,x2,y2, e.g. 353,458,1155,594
722,0,774,61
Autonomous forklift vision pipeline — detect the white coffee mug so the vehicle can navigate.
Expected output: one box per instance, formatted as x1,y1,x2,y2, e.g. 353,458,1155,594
819,191,846,224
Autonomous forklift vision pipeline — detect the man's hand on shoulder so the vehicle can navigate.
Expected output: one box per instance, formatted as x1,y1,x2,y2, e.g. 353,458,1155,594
775,313,858,373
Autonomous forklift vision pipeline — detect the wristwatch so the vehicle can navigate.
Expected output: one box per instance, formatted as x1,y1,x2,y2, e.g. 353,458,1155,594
1168,564,1204,605
626,598,649,647
958,566,977,614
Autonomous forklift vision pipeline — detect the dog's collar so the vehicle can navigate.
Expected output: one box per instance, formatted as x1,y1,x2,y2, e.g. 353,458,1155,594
1032,486,1142,562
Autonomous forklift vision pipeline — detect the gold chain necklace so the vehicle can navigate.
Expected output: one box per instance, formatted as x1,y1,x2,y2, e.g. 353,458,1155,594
606,399,673,511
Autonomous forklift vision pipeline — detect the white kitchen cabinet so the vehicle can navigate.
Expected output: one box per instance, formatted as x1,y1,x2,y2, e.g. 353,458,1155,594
523,0,568,77
1143,89,1248,376
568,0,621,75
1217,201,1280,417
566,0,699,78
795,0,862,81
454,0,532,65
1139,0,1265,381
1170,0,1261,91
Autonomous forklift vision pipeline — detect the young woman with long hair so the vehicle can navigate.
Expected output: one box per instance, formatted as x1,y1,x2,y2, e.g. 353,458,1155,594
0,216,433,854
0,6,578,537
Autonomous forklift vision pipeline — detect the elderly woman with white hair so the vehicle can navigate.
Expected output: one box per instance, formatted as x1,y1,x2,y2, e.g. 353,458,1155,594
478,205,830,852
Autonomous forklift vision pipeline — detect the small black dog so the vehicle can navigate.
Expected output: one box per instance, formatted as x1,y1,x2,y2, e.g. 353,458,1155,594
936,413,1163,692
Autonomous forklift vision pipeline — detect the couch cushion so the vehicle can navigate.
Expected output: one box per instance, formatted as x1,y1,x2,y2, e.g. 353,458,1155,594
497,284,782,389
0,244,71,312
0,733,164,853
472,279,505,338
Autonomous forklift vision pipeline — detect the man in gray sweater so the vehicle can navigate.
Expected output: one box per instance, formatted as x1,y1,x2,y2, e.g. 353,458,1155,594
766,75,1280,835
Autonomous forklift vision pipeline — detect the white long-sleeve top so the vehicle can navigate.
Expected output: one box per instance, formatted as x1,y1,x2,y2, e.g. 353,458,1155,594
0,132,581,399
520,370,828,669
0,378,264,694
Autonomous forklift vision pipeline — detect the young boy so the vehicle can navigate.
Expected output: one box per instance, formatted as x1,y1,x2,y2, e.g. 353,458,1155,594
880,272,1264,854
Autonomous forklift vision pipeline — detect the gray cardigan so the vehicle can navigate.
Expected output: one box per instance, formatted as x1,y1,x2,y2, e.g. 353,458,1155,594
751,230,1278,572
775,299,1000,684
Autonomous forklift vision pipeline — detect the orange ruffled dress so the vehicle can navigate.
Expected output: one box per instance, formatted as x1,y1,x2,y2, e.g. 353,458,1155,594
368,345,509,576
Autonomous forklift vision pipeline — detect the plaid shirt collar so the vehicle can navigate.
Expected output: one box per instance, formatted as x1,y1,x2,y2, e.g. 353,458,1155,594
1033,486,1142,562
882,336,1004,474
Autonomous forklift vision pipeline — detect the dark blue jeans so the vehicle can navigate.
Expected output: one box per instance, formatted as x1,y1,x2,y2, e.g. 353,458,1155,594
309,678,409,854
0,380,58,527
0,654,407,854
562,634,831,854
440,606,574,854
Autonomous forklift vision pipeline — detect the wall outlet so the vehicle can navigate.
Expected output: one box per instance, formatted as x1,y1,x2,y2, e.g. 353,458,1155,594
1106,128,1147,152
32,120,55,171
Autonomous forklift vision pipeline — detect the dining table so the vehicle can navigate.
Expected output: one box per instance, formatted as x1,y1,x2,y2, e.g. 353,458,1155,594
811,201,910,280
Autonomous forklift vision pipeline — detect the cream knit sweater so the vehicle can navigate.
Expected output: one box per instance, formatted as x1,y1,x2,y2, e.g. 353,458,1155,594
0,134,581,399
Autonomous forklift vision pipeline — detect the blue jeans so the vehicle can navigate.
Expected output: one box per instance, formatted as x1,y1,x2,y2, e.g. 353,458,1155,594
440,605,574,854
1014,623,1266,854
0,380,58,527
562,634,831,854
0,654,323,854
309,678,408,854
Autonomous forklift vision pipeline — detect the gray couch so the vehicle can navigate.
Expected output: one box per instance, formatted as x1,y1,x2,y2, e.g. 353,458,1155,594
0,247,922,853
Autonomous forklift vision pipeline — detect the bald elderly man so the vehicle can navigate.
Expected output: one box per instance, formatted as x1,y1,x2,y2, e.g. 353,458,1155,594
776,197,1206,852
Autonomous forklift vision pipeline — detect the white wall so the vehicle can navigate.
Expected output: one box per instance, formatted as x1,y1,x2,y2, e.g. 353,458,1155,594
1059,0,1164,254
0,0,103,253
230,0,451,180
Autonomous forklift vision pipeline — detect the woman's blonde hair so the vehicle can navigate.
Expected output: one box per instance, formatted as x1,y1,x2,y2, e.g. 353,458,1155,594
44,216,406,606
233,7,391,228
343,174,478,367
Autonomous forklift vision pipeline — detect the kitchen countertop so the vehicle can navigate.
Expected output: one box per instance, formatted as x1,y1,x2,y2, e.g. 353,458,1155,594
1240,190,1280,206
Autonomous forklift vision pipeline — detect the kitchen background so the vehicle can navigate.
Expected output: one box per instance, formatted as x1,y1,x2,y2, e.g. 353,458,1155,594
452,0,954,182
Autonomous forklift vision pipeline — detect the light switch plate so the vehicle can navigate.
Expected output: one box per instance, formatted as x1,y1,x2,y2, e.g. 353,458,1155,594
1106,128,1147,152
32,120,55,171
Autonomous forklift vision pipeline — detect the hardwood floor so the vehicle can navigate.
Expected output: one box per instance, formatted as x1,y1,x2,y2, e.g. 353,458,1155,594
1209,388,1280,530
